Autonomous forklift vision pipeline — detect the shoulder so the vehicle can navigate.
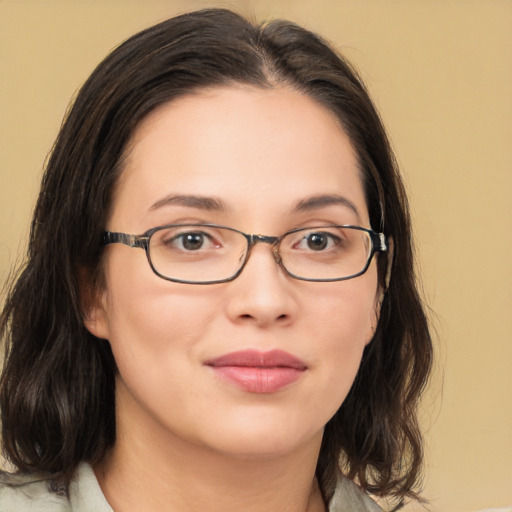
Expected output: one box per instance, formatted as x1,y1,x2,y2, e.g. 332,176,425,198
329,473,383,512
0,470,70,512
0,463,112,512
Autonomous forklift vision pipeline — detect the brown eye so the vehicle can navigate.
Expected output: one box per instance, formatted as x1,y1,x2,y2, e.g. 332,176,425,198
306,233,329,250
163,231,216,252
179,233,206,251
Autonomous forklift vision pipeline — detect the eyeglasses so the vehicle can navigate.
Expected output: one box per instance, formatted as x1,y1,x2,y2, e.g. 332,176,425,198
102,224,388,284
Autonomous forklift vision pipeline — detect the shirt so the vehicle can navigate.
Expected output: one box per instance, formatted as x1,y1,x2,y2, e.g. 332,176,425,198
0,462,383,511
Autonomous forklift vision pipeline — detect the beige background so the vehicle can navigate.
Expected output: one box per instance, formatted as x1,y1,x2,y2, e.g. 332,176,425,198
1,1,511,511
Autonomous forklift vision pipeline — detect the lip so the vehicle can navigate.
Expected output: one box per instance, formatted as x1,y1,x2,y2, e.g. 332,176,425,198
205,349,308,394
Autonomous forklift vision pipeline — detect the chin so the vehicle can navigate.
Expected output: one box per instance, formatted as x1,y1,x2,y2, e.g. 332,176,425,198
196,422,324,460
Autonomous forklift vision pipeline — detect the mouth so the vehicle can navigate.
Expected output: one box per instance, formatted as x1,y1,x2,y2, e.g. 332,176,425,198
205,349,307,394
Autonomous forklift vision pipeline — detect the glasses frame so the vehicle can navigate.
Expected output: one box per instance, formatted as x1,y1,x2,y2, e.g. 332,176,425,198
102,223,388,284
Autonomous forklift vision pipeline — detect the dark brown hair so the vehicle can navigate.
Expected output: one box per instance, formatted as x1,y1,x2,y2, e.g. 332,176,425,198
0,8,432,506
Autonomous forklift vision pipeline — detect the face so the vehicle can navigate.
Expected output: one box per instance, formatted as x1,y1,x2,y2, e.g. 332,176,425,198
86,86,381,460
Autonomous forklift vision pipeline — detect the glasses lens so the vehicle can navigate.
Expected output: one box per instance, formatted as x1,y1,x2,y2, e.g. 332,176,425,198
279,226,372,280
148,225,248,283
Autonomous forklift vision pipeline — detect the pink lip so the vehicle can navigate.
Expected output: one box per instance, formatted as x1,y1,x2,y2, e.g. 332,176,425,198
205,349,307,394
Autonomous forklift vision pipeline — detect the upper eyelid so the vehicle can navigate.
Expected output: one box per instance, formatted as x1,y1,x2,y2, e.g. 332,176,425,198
282,225,355,237
169,227,217,234
287,229,341,239
145,223,226,236
158,228,220,242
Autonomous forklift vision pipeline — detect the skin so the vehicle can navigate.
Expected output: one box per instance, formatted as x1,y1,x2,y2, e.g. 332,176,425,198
85,85,381,512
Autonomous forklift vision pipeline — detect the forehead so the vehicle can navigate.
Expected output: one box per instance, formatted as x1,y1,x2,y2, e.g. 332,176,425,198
110,85,368,230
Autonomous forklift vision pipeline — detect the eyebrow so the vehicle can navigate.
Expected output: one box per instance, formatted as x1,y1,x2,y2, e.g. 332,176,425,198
150,194,226,212
293,194,361,221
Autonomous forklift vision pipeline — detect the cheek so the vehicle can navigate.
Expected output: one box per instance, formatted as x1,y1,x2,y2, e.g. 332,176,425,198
102,276,222,436
106,286,212,363
311,272,379,346
101,252,219,378
307,276,378,411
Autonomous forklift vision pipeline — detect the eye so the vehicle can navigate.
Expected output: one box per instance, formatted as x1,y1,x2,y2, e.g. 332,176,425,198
178,232,206,251
294,231,340,251
306,233,329,251
165,231,220,251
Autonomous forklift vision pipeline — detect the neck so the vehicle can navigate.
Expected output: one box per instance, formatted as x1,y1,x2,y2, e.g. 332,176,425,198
94,386,326,512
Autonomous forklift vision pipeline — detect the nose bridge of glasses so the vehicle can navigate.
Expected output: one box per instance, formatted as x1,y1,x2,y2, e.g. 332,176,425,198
247,234,282,264
249,234,279,245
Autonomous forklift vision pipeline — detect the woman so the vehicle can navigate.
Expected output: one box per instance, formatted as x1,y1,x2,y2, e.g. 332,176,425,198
0,8,432,511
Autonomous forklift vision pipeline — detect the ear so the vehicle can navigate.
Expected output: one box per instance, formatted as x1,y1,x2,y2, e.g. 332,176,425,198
79,267,110,340
366,237,393,346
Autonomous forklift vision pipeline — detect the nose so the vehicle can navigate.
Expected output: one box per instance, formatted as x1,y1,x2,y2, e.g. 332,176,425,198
224,243,299,328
